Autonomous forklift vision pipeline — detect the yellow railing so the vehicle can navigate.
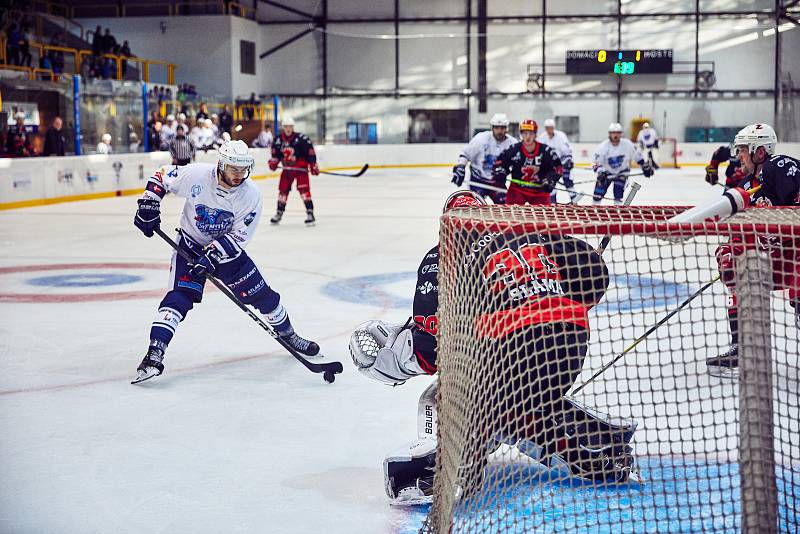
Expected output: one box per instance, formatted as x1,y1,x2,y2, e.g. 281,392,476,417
0,63,57,81
0,35,176,85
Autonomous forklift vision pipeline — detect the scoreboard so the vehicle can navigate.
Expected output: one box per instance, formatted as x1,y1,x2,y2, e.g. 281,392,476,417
565,49,673,75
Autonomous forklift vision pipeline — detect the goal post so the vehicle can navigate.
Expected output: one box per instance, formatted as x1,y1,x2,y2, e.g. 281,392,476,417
422,204,799,533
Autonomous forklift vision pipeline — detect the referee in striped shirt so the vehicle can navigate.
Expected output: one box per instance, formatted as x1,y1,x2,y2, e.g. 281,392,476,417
168,124,195,165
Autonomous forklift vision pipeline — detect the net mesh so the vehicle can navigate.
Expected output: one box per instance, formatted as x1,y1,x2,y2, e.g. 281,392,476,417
422,204,799,534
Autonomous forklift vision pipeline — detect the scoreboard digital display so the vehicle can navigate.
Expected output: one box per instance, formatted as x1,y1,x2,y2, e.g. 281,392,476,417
565,49,673,75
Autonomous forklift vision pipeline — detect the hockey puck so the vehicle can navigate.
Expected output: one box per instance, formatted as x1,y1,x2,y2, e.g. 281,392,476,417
323,371,336,383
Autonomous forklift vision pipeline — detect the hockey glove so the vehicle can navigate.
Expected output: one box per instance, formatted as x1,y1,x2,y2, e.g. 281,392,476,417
349,320,424,386
705,163,720,185
309,163,320,175
134,198,161,238
640,161,654,178
562,157,574,171
451,164,466,186
596,170,611,188
190,245,223,278
268,158,279,171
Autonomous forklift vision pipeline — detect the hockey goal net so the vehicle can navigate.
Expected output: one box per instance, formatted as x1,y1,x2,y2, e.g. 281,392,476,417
421,204,799,533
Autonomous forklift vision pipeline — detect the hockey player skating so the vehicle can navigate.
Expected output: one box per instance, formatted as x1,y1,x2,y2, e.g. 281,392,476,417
706,124,800,376
451,113,517,203
704,143,745,189
268,117,319,226
537,118,577,203
593,123,653,204
636,122,660,169
132,140,319,383
493,119,563,205
349,190,640,505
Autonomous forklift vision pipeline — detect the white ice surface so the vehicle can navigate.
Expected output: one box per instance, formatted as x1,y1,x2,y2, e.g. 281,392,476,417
0,167,795,534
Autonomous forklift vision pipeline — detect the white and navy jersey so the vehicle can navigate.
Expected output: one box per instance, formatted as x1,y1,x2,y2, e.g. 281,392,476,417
593,139,644,176
637,127,659,149
536,129,573,162
457,130,518,182
142,163,263,260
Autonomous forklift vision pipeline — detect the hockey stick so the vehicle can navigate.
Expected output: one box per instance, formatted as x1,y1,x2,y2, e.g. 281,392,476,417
279,164,369,177
320,163,369,177
570,274,721,395
154,228,344,381
596,181,642,254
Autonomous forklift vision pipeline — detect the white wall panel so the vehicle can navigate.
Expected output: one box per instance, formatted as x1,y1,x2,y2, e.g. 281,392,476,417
325,24,395,91
260,24,322,93
399,24,466,90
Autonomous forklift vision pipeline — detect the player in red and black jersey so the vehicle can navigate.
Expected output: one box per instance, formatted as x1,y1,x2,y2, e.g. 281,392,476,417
705,144,746,189
349,191,639,505
268,117,319,226
707,123,800,376
492,119,563,205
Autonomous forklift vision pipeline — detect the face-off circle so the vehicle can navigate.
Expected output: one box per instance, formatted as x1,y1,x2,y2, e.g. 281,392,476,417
0,263,170,303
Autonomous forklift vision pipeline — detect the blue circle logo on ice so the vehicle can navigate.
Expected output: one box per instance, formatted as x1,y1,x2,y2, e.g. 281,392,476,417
27,273,143,288
321,272,697,313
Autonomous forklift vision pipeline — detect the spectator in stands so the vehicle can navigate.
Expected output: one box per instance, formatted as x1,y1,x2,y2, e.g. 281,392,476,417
196,103,210,121
129,132,140,152
168,124,195,165
210,113,220,138
244,92,259,120
219,104,234,134
97,133,112,154
120,40,132,77
252,121,273,148
91,25,103,56
43,116,66,157
102,28,116,55
19,25,32,68
160,114,175,147
6,23,21,66
102,57,115,79
6,112,35,157
147,120,163,152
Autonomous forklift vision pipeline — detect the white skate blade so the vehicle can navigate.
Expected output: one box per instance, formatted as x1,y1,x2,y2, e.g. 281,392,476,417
707,364,738,380
131,367,161,384
389,488,432,507
305,221,316,227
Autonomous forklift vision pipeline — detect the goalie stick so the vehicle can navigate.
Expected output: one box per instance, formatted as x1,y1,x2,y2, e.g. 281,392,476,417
153,228,344,380
570,275,720,395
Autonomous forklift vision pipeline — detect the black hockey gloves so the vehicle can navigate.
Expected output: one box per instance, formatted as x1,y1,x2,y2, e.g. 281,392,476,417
134,198,161,238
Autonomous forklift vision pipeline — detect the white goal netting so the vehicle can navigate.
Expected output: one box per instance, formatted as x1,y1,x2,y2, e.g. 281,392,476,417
422,204,799,533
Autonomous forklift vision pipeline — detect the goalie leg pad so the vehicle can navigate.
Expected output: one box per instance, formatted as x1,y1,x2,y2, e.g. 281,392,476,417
384,437,437,504
545,397,640,484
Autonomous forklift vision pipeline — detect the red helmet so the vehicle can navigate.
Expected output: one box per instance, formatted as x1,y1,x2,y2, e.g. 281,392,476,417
443,190,486,212
520,119,538,133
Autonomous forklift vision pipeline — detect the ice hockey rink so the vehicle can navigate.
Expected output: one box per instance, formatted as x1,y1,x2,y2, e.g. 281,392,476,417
1,166,797,534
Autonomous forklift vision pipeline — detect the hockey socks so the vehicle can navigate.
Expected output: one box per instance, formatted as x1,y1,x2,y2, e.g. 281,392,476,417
150,307,183,345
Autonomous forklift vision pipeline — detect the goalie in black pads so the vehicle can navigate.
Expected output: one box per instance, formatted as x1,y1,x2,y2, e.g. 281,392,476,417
349,191,640,506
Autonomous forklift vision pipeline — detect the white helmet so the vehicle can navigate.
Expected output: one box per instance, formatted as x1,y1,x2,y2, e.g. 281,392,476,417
543,118,556,128
166,114,175,122
178,113,186,121
101,133,112,143
217,140,254,181
489,113,509,127
608,122,623,133
642,122,650,129
282,116,295,127
204,118,213,127
734,123,777,157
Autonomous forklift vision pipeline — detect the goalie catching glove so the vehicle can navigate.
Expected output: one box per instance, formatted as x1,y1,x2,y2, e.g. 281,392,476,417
349,320,425,386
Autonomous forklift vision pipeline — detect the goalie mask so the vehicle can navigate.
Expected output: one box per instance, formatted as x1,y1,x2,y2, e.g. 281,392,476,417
217,140,255,186
443,190,486,212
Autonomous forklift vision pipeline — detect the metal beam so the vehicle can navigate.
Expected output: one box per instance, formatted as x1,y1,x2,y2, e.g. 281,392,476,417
259,27,314,59
257,10,774,25
258,0,314,20
478,0,487,112
394,0,399,94
774,0,781,132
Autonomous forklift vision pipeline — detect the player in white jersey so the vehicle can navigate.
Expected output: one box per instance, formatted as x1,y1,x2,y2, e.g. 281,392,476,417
132,140,319,383
636,122,660,169
592,123,653,204
537,118,576,203
452,113,517,203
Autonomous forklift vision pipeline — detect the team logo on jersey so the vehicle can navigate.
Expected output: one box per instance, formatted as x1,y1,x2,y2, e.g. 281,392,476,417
191,184,203,198
608,155,625,169
194,204,234,236
418,281,437,295
244,211,257,226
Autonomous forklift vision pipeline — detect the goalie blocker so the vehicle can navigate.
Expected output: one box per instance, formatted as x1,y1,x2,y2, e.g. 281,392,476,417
349,191,641,505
